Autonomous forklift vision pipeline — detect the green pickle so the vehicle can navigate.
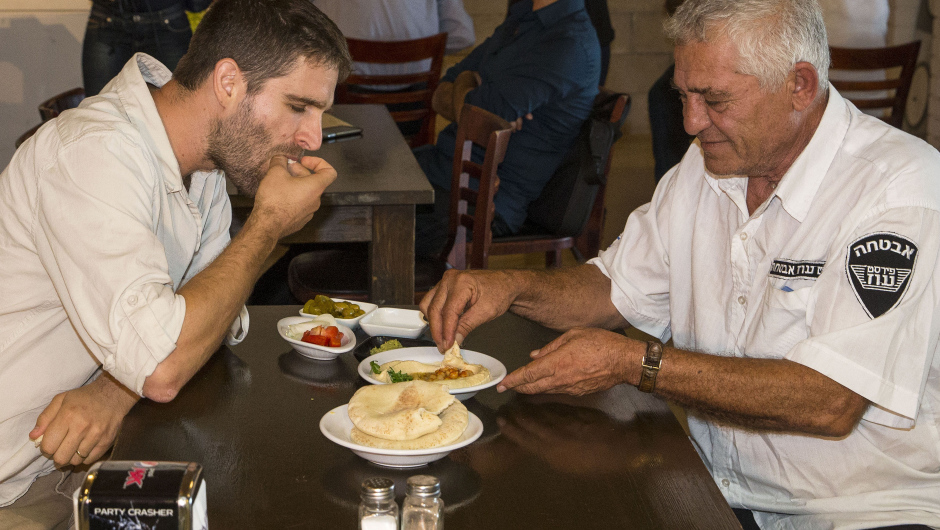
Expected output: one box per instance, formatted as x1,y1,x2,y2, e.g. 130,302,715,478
303,295,365,319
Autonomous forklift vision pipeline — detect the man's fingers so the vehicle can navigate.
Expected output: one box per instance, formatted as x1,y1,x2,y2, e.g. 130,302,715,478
30,394,63,440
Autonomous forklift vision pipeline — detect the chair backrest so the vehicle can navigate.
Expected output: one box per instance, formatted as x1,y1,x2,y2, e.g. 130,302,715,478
526,88,630,238
828,41,920,129
336,33,447,148
442,104,513,270
38,87,86,121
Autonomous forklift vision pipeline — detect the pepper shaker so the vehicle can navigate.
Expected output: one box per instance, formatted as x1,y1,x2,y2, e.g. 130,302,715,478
401,475,443,530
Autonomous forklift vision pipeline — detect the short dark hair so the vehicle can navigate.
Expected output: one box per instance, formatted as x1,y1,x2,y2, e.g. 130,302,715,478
173,0,351,95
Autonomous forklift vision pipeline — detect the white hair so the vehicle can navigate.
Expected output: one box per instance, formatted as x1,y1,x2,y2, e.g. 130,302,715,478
664,0,829,92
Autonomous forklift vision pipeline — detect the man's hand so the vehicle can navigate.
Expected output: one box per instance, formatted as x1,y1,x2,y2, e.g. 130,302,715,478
30,373,139,467
250,154,337,241
420,269,523,351
498,328,643,395
510,113,534,131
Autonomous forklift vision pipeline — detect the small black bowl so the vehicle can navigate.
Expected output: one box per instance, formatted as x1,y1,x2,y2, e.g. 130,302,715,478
353,335,437,361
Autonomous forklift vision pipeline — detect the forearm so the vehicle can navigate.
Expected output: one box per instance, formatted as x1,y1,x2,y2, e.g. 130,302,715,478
652,348,868,436
507,264,627,331
142,215,277,401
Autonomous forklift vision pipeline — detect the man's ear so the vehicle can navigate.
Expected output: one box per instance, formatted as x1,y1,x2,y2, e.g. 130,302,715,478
212,58,246,112
791,61,820,112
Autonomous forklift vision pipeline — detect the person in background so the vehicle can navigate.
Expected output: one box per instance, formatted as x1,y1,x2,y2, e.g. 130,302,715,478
314,0,476,73
0,0,350,527
585,0,614,85
82,0,212,96
415,0,600,259
420,0,940,528
648,0,693,182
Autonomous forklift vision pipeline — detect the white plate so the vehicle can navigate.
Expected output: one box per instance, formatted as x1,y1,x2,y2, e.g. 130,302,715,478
359,308,428,338
299,298,377,329
277,316,356,360
357,347,507,400
320,404,483,468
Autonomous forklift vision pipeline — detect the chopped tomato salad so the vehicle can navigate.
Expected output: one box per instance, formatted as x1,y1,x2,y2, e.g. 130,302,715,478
301,325,343,347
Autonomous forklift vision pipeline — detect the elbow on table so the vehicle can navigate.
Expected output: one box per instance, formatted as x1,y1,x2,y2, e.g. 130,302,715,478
142,369,183,403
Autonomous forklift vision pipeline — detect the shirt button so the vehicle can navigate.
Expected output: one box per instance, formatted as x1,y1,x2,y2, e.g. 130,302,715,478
737,296,746,305
739,232,748,240
128,295,138,306
721,478,731,487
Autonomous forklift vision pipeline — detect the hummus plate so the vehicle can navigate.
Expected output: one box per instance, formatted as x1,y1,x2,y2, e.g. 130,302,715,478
320,404,483,467
357,347,507,400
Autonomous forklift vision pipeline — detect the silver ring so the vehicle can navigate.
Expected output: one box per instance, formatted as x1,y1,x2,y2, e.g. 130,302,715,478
75,449,87,458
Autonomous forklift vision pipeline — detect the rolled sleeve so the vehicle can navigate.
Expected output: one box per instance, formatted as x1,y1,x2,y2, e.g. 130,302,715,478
112,285,186,395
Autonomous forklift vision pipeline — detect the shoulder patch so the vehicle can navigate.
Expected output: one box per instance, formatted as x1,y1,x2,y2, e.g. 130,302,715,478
845,232,918,319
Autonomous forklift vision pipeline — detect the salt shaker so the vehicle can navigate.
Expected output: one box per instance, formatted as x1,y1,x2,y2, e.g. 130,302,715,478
401,475,443,530
359,477,399,530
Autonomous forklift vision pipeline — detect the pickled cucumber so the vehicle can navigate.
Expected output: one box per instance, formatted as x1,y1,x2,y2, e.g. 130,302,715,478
303,295,365,319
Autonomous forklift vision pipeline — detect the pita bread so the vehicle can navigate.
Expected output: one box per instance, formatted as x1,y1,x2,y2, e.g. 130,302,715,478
347,381,455,441
351,400,469,449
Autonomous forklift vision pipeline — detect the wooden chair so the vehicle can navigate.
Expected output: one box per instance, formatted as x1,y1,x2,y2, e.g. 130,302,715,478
336,33,447,148
829,41,920,129
433,104,513,271
15,87,86,148
287,104,512,304
488,89,630,267
38,87,86,121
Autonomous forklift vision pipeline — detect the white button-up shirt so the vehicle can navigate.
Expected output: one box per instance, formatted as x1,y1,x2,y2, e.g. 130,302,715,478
593,87,940,529
0,54,247,506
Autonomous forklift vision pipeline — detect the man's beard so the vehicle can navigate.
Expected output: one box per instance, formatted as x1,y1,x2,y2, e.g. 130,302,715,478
206,97,303,197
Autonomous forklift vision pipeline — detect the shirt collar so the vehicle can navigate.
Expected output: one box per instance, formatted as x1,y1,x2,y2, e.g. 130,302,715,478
702,83,851,222
773,83,850,222
510,0,586,28
109,53,186,193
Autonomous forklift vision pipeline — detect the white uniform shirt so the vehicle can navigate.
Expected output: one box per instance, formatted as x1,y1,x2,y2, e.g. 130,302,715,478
0,54,247,506
592,87,940,529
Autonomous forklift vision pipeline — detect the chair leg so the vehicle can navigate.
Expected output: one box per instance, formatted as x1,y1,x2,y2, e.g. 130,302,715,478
546,249,563,268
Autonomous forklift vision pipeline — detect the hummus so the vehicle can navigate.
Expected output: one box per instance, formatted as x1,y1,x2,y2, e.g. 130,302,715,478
373,344,491,389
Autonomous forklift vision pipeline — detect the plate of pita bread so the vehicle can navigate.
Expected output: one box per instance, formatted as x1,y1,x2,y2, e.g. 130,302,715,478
357,344,507,400
320,381,483,467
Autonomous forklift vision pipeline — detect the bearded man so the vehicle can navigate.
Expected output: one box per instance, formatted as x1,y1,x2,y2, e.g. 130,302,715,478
0,0,350,526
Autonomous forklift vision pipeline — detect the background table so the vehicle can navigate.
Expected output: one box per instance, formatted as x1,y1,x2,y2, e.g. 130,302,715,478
112,306,741,529
230,105,434,305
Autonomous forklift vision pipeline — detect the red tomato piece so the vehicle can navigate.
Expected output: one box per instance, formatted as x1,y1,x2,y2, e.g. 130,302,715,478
329,335,341,347
302,334,330,346
321,326,340,339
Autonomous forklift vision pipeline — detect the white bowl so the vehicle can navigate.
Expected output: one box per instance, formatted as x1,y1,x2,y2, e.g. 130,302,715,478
299,298,377,329
277,316,356,360
359,308,428,338
319,404,483,467
357,347,507,401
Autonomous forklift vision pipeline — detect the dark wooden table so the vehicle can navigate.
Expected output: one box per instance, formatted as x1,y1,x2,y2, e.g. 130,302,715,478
112,306,741,529
230,105,434,305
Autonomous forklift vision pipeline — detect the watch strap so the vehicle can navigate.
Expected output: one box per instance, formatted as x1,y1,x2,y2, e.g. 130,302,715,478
637,341,664,393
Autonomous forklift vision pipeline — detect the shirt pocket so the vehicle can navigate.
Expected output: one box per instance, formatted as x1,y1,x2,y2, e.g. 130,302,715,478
746,283,813,358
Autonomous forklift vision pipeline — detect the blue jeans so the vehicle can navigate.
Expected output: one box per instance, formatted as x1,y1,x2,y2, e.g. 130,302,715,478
82,2,192,96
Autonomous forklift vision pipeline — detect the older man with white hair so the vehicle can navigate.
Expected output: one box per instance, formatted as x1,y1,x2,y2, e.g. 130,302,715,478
418,0,940,528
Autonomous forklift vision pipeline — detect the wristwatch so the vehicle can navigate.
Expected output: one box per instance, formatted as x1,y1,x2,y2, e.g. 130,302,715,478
637,341,664,393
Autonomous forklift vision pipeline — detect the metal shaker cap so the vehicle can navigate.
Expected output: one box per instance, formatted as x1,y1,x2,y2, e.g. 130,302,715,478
406,475,440,497
361,477,395,501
